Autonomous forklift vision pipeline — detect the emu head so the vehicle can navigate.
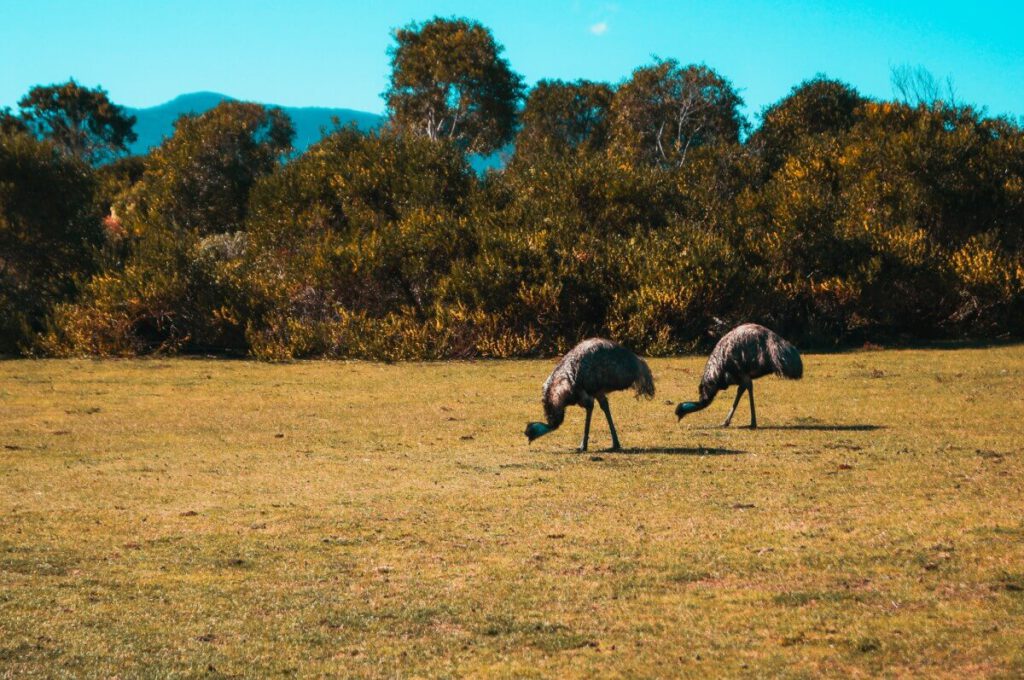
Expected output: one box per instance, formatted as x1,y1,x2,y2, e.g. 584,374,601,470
525,422,551,442
675,402,699,422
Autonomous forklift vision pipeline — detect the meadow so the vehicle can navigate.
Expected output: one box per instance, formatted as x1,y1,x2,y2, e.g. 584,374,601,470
1,346,1022,678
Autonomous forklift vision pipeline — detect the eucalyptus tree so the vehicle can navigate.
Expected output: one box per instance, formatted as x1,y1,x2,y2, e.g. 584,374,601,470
17,79,136,165
384,17,524,154
609,59,745,168
514,79,614,164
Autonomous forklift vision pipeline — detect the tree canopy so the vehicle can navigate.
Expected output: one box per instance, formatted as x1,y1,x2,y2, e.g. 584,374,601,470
0,107,27,136
751,76,866,171
514,79,614,164
384,17,524,154
5,19,1022,359
17,80,137,165
121,101,294,236
609,60,746,168
0,132,100,351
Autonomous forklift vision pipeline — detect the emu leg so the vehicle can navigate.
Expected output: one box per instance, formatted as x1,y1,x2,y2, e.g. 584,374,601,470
597,395,621,451
579,403,594,452
747,379,757,429
722,384,746,427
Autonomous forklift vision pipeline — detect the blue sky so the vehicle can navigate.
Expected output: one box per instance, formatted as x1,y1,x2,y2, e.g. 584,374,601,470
2,1,1022,121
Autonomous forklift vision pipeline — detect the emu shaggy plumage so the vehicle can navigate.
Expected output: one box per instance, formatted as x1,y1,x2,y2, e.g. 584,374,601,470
525,338,655,451
675,323,802,428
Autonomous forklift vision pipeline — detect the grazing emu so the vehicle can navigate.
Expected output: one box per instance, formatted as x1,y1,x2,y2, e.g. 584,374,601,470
525,338,655,451
675,323,802,428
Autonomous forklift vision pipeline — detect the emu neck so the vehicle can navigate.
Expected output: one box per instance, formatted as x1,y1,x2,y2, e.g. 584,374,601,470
686,385,719,413
699,382,720,406
543,403,566,430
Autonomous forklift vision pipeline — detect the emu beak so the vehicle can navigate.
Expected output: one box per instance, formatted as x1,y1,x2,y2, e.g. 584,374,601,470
525,422,548,443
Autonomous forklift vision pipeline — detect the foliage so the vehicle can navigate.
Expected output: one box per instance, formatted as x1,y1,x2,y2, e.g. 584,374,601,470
10,20,1024,358
513,79,614,164
744,101,1024,341
46,102,293,355
243,126,475,359
120,101,293,237
16,79,137,165
750,76,866,172
44,226,251,356
0,107,28,135
609,59,746,168
384,17,525,154
0,131,100,353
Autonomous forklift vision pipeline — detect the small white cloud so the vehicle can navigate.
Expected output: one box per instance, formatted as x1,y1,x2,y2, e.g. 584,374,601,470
590,21,608,36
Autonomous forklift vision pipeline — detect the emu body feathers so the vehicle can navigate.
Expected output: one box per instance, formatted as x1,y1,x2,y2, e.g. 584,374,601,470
675,323,802,428
525,338,654,451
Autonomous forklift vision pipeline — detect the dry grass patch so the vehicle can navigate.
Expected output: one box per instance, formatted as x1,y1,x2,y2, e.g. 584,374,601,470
1,346,1023,677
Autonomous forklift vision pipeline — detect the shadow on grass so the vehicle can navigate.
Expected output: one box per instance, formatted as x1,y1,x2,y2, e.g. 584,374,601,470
689,423,883,432
756,424,884,431
618,446,746,456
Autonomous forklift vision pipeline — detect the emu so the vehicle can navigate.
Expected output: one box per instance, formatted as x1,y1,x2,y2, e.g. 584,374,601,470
525,338,655,451
675,323,802,428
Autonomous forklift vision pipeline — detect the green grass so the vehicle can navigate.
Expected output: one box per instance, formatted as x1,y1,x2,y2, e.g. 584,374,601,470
1,347,1023,677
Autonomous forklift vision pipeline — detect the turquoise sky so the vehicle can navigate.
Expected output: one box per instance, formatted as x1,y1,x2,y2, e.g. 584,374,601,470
2,0,1022,120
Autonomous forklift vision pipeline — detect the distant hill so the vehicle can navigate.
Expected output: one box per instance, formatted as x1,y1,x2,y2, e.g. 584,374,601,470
124,92,384,156
123,92,504,171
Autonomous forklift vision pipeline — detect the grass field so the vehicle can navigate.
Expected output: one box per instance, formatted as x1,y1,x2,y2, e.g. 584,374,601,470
1,347,1023,678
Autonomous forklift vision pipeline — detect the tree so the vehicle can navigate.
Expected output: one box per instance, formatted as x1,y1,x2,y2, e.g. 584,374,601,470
47,103,293,357
17,79,136,165
609,59,745,168
246,127,473,322
123,101,294,236
891,64,957,109
0,107,27,135
42,102,294,355
384,17,524,154
0,132,100,351
513,79,614,164
751,76,865,171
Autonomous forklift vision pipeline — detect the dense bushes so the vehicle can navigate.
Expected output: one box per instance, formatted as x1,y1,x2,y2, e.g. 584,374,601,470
0,132,101,353
240,127,476,359
10,77,1024,359
42,103,293,355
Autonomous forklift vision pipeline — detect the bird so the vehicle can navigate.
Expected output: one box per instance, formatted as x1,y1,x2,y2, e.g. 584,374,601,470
525,338,655,451
675,323,802,428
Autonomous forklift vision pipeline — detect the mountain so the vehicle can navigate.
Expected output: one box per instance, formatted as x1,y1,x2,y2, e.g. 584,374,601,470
124,92,384,156
123,92,503,172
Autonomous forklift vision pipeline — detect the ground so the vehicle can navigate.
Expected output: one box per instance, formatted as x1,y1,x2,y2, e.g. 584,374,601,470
1,347,1023,678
